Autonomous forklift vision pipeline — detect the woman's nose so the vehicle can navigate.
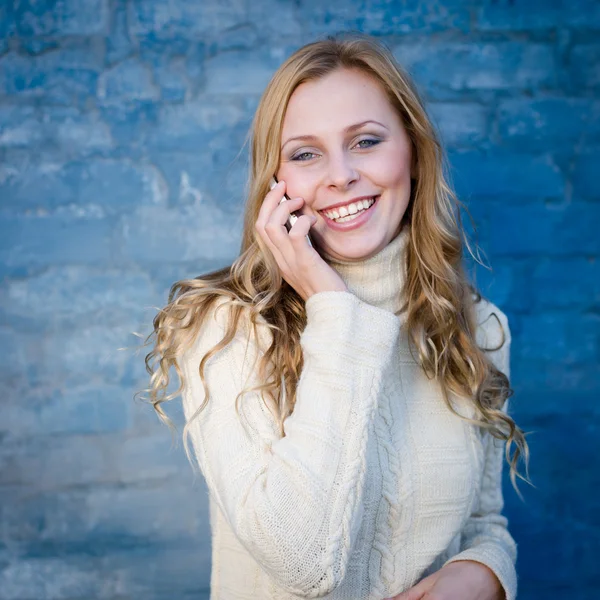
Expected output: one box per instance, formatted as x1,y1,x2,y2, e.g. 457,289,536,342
326,152,359,191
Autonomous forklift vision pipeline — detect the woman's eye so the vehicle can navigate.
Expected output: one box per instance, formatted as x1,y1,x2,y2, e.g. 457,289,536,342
291,151,318,161
356,138,380,149
290,139,380,161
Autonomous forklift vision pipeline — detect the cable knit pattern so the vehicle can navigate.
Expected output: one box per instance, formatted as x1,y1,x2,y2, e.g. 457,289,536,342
180,225,518,600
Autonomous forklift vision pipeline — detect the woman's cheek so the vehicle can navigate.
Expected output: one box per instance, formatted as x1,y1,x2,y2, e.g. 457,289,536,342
378,149,411,183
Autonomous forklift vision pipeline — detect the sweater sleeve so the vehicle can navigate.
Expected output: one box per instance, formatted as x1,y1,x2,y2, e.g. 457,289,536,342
443,309,518,600
180,291,400,597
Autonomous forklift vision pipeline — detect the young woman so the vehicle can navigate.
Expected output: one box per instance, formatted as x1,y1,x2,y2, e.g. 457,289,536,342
144,36,530,600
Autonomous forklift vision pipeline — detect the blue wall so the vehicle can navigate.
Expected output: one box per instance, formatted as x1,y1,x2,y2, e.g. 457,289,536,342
1,1,598,598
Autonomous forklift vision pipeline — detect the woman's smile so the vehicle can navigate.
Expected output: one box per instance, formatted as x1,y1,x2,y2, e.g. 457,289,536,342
318,194,380,231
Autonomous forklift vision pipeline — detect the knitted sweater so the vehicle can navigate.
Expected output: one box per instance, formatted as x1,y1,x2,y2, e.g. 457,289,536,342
180,225,517,600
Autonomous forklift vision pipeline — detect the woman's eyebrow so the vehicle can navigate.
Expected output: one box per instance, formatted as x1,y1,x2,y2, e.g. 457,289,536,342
281,119,388,150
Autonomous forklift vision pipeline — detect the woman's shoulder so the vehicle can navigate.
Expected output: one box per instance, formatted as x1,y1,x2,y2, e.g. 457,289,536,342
471,294,512,378
185,295,273,360
472,294,511,349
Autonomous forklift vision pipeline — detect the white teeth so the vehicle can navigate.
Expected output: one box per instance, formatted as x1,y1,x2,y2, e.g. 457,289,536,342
323,197,376,222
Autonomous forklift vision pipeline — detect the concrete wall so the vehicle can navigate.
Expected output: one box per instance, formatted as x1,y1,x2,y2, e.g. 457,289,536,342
1,1,598,598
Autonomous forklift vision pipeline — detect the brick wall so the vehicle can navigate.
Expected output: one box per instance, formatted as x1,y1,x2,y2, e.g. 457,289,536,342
1,1,598,598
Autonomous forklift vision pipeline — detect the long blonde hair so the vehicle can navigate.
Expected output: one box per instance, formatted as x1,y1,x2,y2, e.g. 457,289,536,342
140,35,531,497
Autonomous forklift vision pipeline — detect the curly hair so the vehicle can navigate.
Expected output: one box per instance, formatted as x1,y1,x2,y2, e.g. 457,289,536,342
138,35,531,497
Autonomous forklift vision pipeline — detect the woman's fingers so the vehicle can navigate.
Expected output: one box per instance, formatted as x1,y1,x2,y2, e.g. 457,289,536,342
255,180,285,230
256,180,289,233
265,198,316,267
287,213,316,249
255,179,346,301
264,196,304,236
257,185,311,286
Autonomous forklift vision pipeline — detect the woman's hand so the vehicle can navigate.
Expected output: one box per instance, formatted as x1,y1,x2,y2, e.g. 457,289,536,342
385,560,505,600
255,179,348,302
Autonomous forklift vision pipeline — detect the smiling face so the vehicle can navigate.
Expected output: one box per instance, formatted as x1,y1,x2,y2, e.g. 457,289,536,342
276,67,414,262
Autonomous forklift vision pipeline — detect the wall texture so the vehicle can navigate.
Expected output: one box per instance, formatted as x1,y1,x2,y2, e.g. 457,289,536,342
0,1,598,598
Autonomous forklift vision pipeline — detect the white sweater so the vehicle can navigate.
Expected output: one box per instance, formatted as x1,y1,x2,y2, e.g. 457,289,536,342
180,225,517,600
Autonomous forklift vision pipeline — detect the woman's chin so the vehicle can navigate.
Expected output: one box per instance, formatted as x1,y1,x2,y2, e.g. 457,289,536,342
315,238,385,263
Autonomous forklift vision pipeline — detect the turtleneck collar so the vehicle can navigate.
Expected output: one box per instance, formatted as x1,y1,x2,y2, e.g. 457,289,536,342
321,224,410,317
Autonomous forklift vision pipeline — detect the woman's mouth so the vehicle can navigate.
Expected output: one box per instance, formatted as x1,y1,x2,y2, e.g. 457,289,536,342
320,196,379,231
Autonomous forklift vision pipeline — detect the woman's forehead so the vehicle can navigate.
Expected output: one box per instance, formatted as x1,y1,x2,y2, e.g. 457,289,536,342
282,69,397,138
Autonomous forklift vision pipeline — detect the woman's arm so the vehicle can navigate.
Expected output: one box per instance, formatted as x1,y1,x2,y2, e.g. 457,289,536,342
181,290,400,597
442,311,517,600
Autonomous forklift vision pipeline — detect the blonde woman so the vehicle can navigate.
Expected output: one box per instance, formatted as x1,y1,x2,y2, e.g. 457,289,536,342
143,36,530,600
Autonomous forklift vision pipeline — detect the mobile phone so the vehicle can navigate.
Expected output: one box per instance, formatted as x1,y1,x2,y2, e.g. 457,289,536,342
269,176,314,248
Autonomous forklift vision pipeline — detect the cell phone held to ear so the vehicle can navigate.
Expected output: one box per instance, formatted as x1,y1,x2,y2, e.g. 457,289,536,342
269,177,314,248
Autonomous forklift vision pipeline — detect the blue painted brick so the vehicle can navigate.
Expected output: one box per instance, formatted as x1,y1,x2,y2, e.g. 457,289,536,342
138,38,205,101
0,160,165,212
0,213,113,273
0,327,27,383
569,44,600,90
449,149,565,200
0,41,102,105
489,201,600,256
18,38,60,55
476,0,563,31
106,0,134,65
98,57,159,104
513,357,599,392
0,106,113,154
246,2,301,37
2,485,207,551
497,99,600,150
1,486,89,545
117,203,242,264
35,324,141,386
489,202,600,256
15,0,109,36
0,267,154,331
209,24,260,54
0,436,111,488
114,433,187,484
4,384,132,437
302,0,471,35
99,541,212,598
144,150,214,207
42,107,114,155
0,105,42,147
147,98,250,152
0,556,109,600
100,102,160,149
471,259,533,314
475,0,600,31
0,4,15,41
129,0,246,37
517,313,598,365
428,103,490,147
85,484,205,540
204,50,280,94
572,149,600,200
394,41,557,96
532,257,599,310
